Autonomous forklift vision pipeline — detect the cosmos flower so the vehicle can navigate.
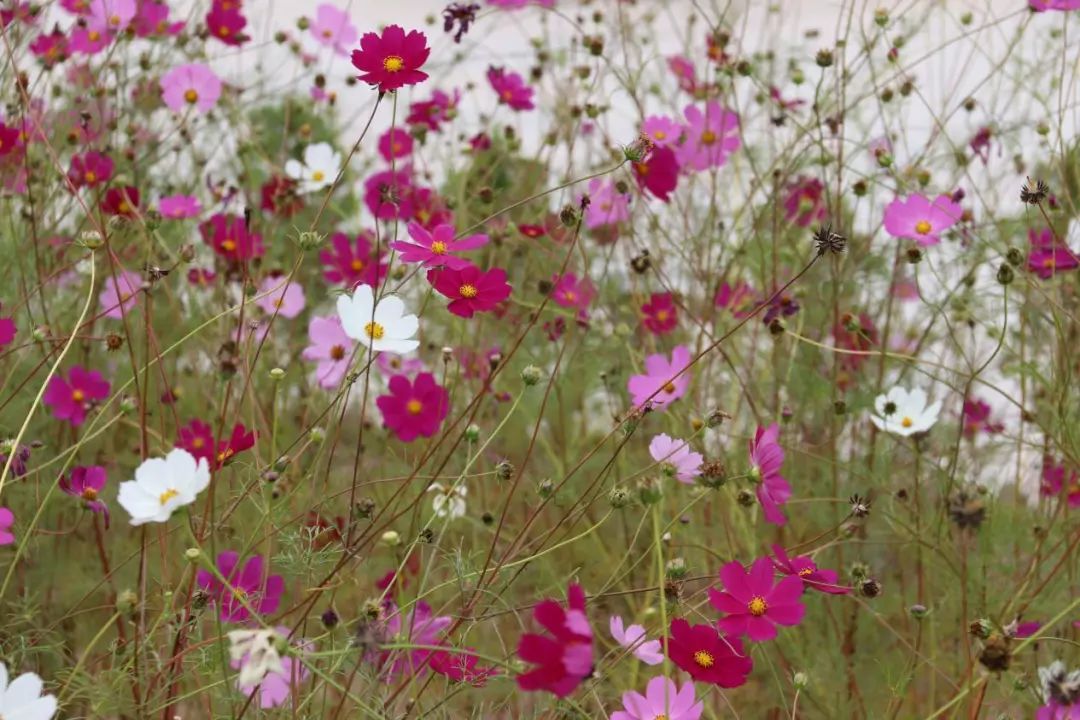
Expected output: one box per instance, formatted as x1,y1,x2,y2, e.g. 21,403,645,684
158,194,201,218
285,142,340,194
583,178,631,229
608,615,663,665
0,663,57,720
627,345,692,410
254,275,306,319
709,557,806,641
649,433,703,484
516,583,593,697
427,264,512,318
377,373,450,442
1027,227,1079,279
633,145,680,202
487,66,534,110
783,176,827,227
611,675,703,720
98,269,141,319
770,544,849,595
309,3,357,54
869,386,941,437
116,448,210,525
882,194,962,246
350,25,430,93
665,619,751,688
640,292,678,334
301,315,352,389
749,423,792,526
377,127,413,162
228,628,286,687
197,551,285,623
337,284,419,354
43,365,110,426
160,63,222,113
67,151,112,189
59,465,109,522
319,231,387,288
676,102,740,171
0,508,13,546
641,115,680,147
428,482,467,518
201,213,264,261
390,222,488,270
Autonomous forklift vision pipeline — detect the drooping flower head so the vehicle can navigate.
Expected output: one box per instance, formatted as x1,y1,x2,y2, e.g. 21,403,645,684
709,557,806,641
770,544,849,595
350,25,430,93
627,345,692,411
749,423,792,525
666,618,751,687
633,145,680,202
1028,227,1079,279
882,194,962,246
376,373,450,442
517,583,593,697
59,465,109,521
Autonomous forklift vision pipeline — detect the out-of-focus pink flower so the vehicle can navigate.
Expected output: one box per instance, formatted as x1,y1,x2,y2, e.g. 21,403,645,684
583,178,630,228
487,66,534,110
783,177,827,227
377,128,413,162
676,102,740,171
749,423,792,526
160,63,222,113
302,316,352,389
310,3,357,54
98,269,141,319
197,551,284,623
633,145,680,202
627,345,692,411
158,194,201,218
649,433,702,484
882,194,962,246
1027,228,1079,279
43,365,110,426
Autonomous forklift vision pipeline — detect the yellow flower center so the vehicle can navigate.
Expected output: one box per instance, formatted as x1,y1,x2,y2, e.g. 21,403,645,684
159,488,179,505
915,220,932,235
191,437,205,449
901,416,913,428
430,241,447,254
364,322,385,340
71,389,85,402
85,170,97,183
88,30,101,41
1043,257,1056,268
748,596,768,616
350,258,365,271
322,29,333,38
217,448,234,463
406,399,423,415
693,650,715,668
663,382,677,394
184,89,198,104
221,239,236,252
218,25,230,36
653,130,666,140
798,567,814,577
312,170,325,182
701,130,717,145
654,716,668,720
109,13,121,26
81,488,98,501
459,284,479,298
655,309,669,321
383,55,404,72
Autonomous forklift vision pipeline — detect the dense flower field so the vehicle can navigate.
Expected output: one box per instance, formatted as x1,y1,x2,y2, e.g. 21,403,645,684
0,0,1079,717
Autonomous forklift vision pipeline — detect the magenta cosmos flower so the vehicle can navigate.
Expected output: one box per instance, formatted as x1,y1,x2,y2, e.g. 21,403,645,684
609,615,663,665
584,178,631,229
962,398,1003,437
389,222,488,270
1031,0,1080,9
159,194,201,218
676,102,740,172
377,127,413,162
487,66,534,110
320,231,387,288
0,508,12,545
749,422,792,525
611,676,703,720
649,433,702,484
350,25,430,93
882,194,962,246
160,63,222,113
666,619,751,687
1028,228,1079,279
771,544,849,595
67,150,112,189
59,465,109,522
44,365,110,425
378,601,452,682
98,268,141,319
633,145,680,202
709,557,806,641
201,213,263,261
784,176,827,227
196,550,284,623
310,3,357,55
517,583,593,697
550,273,594,310
377,373,450,442
0,305,14,349
641,292,678,334
302,315,352,389
88,0,136,32
627,345,692,411
255,275,306,318
427,264,511,318
1040,456,1080,507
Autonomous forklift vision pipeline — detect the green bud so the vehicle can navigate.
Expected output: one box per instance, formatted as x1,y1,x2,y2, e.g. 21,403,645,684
297,231,325,251
269,367,286,381
996,263,1014,286
637,477,663,506
464,424,481,442
521,365,543,386
609,485,632,509
185,548,201,562
793,672,809,691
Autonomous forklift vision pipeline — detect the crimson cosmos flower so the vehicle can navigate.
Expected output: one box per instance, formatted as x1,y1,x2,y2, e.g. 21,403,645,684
666,619,751,688
427,263,511,318
350,25,430,94
516,583,593,697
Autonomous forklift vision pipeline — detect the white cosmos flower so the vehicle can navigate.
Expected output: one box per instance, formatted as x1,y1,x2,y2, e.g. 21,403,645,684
336,284,419,355
284,142,340,194
228,628,286,687
117,448,210,525
428,483,467,519
0,663,57,720
869,386,941,437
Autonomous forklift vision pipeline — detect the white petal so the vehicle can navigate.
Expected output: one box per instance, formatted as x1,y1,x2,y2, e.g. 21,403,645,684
284,159,304,181
373,295,407,325
4,672,43,709
388,314,418,342
374,338,419,355
869,414,886,431
907,387,928,413
7,695,57,720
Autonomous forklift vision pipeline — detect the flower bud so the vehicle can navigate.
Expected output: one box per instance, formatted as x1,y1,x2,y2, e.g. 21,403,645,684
380,530,400,547
609,485,632,508
521,365,543,386
793,672,809,691
496,461,514,480
909,603,929,620
297,230,325,250
637,477,663,506
996,263,1014,286
185,547,201,562
464,424,481,442
269,367,286,381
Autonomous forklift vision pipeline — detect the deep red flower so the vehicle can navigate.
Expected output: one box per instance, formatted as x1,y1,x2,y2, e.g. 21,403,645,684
832,312,878,372
666,618,751,688
68,151,112,189
633,145,679,202
406,89,458,131
783,176,827,227
260,175,303,217
350,25,430,93
427,264,512,318
216,423,256,466
517,223,546,239
319,230,387,288
0,122,21,157
206,3,248,46
200,213,264,261
641,292,678,335
176,419,256,469
516,583,593,697
376,373,450,442
962,398,1004,437
363,168,414,220
100,185,139,217
29,29,69,67
771,544,849,595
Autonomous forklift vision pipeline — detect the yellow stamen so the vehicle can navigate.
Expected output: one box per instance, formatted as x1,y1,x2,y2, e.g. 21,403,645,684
430,241,447,254
901,417,913,428
364,322,385,340
71,389,85,402
184,89,198,104
693,650,715,668
406,399,423,415
159,488,179,505
700,130,717,145
915,220,932,235
382,55,404,72
748,596,768,616
459,284,478,298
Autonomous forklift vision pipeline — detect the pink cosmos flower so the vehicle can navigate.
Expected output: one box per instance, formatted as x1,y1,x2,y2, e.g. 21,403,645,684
43,365,110,425
429,648,499,687
206,2,248,46
363,168,413,220
132,0,183,37
87,0,136,32
406,89,458,131
771,544,849,595
255,275,306,318
98,268,141,319
584,178,630,229
1041,456,1080,507
627,345,692,410
176,419,256,469
160,63,222,113
667,55,697,93
158,194,201,218
487,66,534,110
709,557,806,641
319,230,387,288
609,615,663,665
30,29,69,67
882,194,962,246
749,423,792,526
783,176,827,227
0,304,15,348
962,398,1003,437
641,115,680,147
201,213,263,261
1031,0,1080,9
310,3,357,54
517,583,593,697
633,145,680,202
611,676,703,720
641,292,678,334
377,373,450,442
714,281,756,318
70,27,110,55
377,601,452,682
676,102,740,171
377,127,413,162
302,315,352,389
233,630,310,708
0,508,13,545
427,264,512,318
1028,228,1079,279
648,433,702,484
59,465,109,523
376,353,425,379
351,25,430,94
390,222,488,270
550,273,594,310
67,151,112,189
197,551,284,623
666,619,751,687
